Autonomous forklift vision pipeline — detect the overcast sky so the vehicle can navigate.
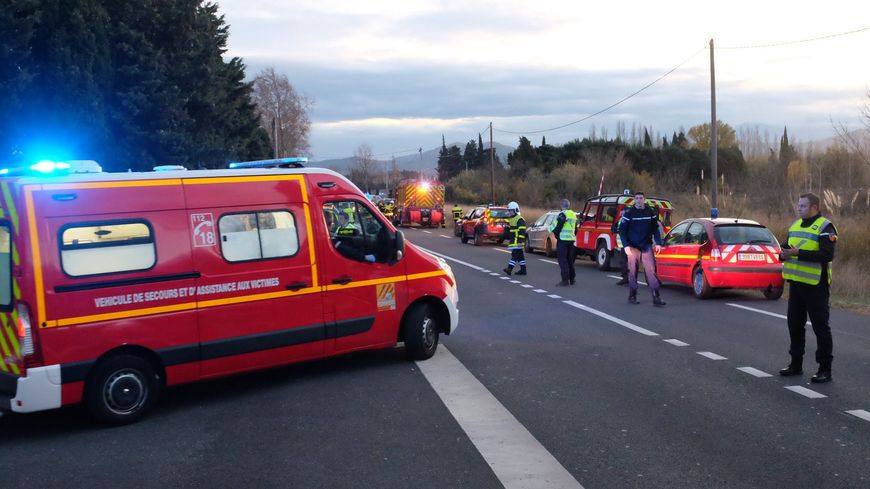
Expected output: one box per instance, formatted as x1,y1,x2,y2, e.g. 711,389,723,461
216,0,870,159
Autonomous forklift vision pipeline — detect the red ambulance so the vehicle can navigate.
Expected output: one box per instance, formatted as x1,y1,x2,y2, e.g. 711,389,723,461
0,159,458,424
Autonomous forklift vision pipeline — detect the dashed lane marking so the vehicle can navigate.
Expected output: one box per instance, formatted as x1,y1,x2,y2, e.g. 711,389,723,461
509,280,521,284
846,410,870,423
539,259,558,264
563,300,659,336
607,274,646,286
533,289,547,293
785,385,827,399
663,339,689,347
423,230,432,234
521,284,534,288
417,346,586,489
440,234,451,238
697,351,727,360
500,277,511,280
489,273,500,276
548,294,562,299
737,366,773,378
481,269,491,273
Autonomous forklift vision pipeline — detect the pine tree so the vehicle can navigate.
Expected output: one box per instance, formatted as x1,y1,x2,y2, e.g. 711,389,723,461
779,126,797,167
643,128,652,147
477,133,485,167
463,139,477,172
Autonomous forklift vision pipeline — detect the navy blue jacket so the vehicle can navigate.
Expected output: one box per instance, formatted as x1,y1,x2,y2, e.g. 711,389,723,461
617,204,662,251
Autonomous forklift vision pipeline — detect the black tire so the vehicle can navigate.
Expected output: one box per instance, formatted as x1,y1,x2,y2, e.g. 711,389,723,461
460,229,469,244
692,267,713,299
473,229,483,246
763,286,783,300
596,242,612,271
84,354,160,425
403,303,439,360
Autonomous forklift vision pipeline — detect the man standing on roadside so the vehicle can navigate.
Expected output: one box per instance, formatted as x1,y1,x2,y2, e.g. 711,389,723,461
778,193,837,383
549,198,577,286
617,192,665,306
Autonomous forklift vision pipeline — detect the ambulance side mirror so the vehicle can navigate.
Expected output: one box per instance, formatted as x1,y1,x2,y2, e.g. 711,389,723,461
394,230,405,261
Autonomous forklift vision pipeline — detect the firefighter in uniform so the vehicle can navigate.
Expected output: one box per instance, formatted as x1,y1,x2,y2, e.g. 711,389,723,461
549,199,577,286
452,204,463,225
332,210,375,263
778,193,837,383
502,201,527,276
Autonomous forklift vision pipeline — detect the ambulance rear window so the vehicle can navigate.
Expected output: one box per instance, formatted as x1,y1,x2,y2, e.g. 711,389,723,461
60,220,156,277
0,223,11,309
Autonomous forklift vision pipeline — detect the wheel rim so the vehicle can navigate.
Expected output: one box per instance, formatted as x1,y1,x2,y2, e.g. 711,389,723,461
598,248,606,265
421,317,436,350
103,369,147,416
693,271,703,295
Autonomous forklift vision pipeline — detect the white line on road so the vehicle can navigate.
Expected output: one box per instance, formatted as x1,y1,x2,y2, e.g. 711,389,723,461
726,303,788,320
548,294,562,299
417,347,585,489
500,277,511,280
606,274,646,286
533,289,548,293
846,410,870,423
663,339,689,347
490,273,500,276
521,284,534,288
440,234,451,238
418,247,485,272
785,385,827,399
697,351,728,360
563,300,659,336
481,269,491,273
423,230,432,234
509,280,521,284
494,248,511,253
539,259,558,264
737,366,773,378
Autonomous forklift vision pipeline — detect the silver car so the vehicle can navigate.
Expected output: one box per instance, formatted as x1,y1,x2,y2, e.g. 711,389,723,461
525,210,560,257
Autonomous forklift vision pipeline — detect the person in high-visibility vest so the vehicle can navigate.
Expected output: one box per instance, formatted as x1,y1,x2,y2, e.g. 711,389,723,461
452,204,463,223
549,198,577,286
778,192,837,383
502,201,527,276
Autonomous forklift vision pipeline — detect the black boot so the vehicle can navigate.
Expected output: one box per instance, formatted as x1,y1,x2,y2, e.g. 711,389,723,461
516,266,527,275
616,276,628,286
556,280,569,287
652,291,666,307
503,266,513,276
569,278,575,285
779,357,803,376
810,365,832,383
628,289,638,304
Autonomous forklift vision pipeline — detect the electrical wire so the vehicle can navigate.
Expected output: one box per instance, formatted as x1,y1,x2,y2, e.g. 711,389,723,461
494,46,706,135
718,26,869,49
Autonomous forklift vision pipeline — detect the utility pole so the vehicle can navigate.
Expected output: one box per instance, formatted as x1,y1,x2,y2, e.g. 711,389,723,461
489,122,495,204
709,38,718,218
418,147,423,180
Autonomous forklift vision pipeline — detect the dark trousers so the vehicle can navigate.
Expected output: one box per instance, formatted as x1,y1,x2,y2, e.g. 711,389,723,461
617,248,628,279
787,281,833,367
508,248,526,268
557,240,576,282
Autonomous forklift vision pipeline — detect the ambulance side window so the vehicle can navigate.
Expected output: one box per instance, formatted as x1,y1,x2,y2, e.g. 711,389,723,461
59,220,155,277
218,210,298,262
324,200,391,263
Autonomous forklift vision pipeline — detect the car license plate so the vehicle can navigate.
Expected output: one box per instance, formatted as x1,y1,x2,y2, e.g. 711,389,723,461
739,253,765,261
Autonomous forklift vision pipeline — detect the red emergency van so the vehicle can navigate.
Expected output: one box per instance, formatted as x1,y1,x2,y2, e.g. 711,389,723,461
0,162,458,424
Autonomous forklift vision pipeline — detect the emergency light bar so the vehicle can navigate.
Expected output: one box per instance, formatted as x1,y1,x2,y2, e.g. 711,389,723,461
228,157,307,169
153,165,187,171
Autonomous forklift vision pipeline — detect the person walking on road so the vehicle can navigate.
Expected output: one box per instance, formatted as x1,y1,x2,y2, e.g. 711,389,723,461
618,192,665,306
451,203,463,223
549,198,578,286
778,192,837,383
502,201,527,276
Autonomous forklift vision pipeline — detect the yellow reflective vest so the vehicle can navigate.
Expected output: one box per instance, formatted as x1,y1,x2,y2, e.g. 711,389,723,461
506,214,526,248
782,216,832,285
549,210,577,242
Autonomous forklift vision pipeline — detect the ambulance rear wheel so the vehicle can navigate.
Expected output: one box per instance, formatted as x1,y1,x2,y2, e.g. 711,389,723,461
693,267,713,299
403,303,439,360
763,286,783,300
85,354,159,425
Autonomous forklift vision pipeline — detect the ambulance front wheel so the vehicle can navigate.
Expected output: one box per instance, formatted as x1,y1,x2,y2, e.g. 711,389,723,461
403,303,439,360
85,354,160,425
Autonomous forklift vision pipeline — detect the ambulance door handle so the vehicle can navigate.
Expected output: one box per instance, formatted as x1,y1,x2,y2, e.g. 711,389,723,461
331,275,353,285
286,281,308,291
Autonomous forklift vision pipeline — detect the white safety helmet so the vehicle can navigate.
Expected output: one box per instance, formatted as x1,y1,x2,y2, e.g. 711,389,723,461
507,201,520,211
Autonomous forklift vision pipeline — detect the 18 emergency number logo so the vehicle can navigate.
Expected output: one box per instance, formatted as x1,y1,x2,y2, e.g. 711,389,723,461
191,213,216,247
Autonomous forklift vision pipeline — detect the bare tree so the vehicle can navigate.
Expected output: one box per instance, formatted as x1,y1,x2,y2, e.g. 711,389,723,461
350,143,377,192
251,67,313,157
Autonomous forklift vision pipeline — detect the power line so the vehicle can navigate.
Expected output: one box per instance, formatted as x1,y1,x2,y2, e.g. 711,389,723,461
718,26,869,49
494,46,706,135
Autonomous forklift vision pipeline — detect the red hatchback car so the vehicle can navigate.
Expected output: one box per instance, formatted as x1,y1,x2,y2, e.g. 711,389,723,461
655,218,784,300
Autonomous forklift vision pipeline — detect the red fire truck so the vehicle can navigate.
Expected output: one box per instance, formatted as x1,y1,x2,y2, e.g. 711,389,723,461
393,179,446,228
0,159,458,424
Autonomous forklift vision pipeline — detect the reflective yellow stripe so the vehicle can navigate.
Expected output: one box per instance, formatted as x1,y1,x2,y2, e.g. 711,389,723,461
24,187,46,327
197,286,320,309
1,181,20,233
0,313,20,356
55,302,198,328
660,254,697,259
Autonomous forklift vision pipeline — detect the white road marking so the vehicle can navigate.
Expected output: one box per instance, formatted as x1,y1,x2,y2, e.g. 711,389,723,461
737,366,773,378
846,410,870,423
490,273,501,276
548,294,562,299
606,274,645,286
563,300,659,336
663,339,689,347
785,385,827,399
533,289,548,293
539,259,558,264
509,280,521,284
418,247,485,272
481,269,491,273
440,234,451,238
727,303,812,326
417,347,585,489
500,277,511,280
521,284,534,288
494,248,511,253
423,230,432,234
697,351,727,360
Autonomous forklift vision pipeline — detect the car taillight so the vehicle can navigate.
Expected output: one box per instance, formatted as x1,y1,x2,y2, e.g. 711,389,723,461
710,248,722,262
16,302,34,356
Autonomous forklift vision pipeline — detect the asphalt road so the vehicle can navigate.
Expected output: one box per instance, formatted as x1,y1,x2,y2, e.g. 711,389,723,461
2,226,868,488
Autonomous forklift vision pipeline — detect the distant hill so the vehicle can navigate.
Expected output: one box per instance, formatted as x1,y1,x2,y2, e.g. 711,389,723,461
310,141,516,175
